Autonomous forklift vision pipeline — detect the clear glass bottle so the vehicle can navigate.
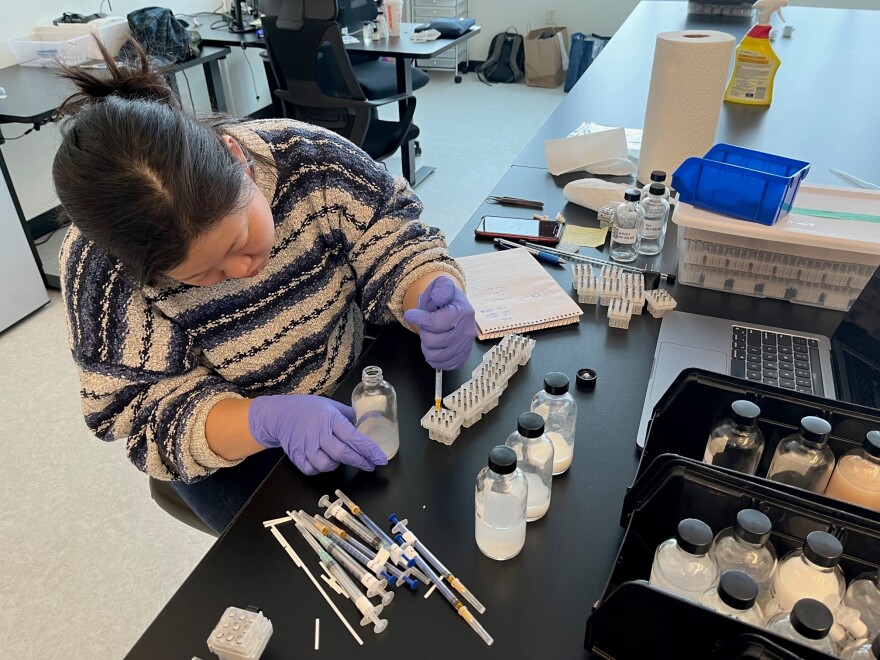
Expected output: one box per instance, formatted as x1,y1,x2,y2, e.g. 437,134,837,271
766,598,836,655
845,572,880,639
825,430,880,512
475,445,528,561
641,169,670,201
843,633,880,660
638,182,670,255
530,372,577,475
649,518,718,601
710,509,777,601
505,412,554,521
832,604,872,655
699,569,765,627
765,531,845,618
351,366,399,460
610,189,644,263
766,416,836,493
703,400,765,474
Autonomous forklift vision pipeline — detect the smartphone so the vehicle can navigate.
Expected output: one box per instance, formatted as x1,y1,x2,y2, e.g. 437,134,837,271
474,216,562,245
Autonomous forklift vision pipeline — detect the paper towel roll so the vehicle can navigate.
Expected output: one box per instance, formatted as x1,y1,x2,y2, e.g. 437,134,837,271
637,30,734,185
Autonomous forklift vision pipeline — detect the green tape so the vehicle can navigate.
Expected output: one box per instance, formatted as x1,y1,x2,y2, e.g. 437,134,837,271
791,207,880,224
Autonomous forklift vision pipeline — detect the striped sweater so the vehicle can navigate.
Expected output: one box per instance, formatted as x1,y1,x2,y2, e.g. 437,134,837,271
60,119,463,482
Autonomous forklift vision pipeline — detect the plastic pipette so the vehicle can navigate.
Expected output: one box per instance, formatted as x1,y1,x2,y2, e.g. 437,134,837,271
294,523,389,634
389,514,485,613
321,495,431,584
393,533,493,646
290,512,393,605
435,369,442,411
305,512,420,591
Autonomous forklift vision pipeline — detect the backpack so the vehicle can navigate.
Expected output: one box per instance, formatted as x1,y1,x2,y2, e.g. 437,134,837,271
477,29,524,84
121,7,201,65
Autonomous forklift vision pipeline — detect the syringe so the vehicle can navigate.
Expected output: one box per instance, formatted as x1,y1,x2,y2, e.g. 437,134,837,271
290,511,394,606
306,512,420,591
389,514,485,614
333,491,492,646
321,495,430,584
294,522,389,634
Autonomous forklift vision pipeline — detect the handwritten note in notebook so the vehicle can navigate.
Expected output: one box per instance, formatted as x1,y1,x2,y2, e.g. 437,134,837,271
456,248,583,340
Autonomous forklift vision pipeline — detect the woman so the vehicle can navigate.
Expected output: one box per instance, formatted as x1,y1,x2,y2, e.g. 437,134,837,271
54,45,477,533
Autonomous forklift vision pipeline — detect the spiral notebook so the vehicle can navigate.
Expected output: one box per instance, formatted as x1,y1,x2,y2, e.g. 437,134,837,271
456,248,583,340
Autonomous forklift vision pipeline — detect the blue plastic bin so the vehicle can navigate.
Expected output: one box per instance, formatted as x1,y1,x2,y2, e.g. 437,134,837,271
672,144,810,225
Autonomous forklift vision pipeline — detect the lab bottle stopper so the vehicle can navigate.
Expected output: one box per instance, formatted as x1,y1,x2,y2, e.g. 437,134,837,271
845,571,880,639
649,518,719,602
843,633,880,660
766,416,835,493
766,598,836,655
351,366,400,460
765,530,845,617
504,412,554,521
530,372,577,475
638,183,670,256
825,430,880,512
475,445,528,561
724,0,785,106
703,400,765,475
641,170,670,201
609,189,644,263
710,509,777,601
699,570,765,627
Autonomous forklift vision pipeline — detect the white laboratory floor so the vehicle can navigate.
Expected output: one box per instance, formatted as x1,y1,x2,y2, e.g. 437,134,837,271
7,70,565,659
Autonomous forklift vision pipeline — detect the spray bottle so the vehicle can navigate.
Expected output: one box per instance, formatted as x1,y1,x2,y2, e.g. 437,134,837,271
724,0,787,106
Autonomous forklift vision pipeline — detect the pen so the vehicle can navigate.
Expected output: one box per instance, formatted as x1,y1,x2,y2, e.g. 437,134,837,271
434,369,442,411
493,238,566,266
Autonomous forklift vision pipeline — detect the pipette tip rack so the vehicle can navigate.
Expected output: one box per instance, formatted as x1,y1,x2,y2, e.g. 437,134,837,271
572,262,676,328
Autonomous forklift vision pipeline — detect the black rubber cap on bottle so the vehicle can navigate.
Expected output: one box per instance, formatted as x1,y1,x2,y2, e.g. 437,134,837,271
650,170,667,182
734,509,772,545
676,518,713,555
790,598,833,640
648,182,666,196
731,399,761,428
800,416,832,444
624,188,641,202
517,412,545,438
863,430,880,458
718,570,759,610
488,445,517,474
543,372,569,395
803,530,843,567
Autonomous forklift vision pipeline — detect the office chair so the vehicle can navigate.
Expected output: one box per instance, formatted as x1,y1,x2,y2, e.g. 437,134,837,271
262,0,419,163
149,477,219,537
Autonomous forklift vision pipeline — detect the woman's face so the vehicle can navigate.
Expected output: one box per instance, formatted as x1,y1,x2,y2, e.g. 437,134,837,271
166,138,275,287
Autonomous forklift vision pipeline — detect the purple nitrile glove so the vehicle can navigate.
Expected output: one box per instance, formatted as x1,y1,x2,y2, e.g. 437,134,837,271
403,275,477,371
248,395,388,476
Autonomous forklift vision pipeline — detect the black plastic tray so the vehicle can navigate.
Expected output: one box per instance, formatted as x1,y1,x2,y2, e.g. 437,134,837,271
632,368,880,524
585,458,880,658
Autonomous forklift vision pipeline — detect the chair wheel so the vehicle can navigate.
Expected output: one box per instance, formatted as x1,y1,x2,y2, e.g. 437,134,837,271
415,141,422,157
455,75,462,83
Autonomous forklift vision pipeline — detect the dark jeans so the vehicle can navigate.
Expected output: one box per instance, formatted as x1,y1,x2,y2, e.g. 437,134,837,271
170,448,284,534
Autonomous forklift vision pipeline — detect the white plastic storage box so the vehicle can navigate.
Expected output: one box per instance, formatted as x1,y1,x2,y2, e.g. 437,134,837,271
38,17,132,60
674,184,880,311
8,30,92,67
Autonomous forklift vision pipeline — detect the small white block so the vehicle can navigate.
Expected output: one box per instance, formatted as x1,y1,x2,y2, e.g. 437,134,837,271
644,289,677,318
607,297,633,329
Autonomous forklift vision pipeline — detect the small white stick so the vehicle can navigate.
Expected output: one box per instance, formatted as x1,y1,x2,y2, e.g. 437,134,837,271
262,515,294,528
314,618,320,651
423,583,437,600
268,526,364,645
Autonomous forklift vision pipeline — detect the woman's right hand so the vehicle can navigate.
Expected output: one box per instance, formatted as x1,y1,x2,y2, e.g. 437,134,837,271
248,395,388,475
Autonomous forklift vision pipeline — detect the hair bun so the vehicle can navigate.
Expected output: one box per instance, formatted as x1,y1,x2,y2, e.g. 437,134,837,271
57,38,181,116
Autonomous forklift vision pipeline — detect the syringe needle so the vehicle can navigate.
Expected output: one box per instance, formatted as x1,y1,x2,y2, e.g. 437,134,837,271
434,369,442,411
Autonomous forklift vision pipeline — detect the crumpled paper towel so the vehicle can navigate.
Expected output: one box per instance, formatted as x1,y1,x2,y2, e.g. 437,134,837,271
545,127,636,177
563,178,631,212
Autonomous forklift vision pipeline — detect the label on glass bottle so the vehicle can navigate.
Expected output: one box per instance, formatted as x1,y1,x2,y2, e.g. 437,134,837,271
611,226,637,244
641,217,664,239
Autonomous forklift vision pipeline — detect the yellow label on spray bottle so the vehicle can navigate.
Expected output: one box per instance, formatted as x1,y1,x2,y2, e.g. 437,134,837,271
724,24,780,106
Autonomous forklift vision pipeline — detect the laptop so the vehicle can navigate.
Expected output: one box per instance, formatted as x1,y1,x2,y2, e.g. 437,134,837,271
636,266,880,448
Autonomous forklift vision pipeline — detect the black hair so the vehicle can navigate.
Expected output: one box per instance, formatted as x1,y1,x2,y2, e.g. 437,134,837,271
53,39,270,285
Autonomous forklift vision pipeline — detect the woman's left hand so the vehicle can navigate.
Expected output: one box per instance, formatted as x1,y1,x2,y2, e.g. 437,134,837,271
403,276,477,371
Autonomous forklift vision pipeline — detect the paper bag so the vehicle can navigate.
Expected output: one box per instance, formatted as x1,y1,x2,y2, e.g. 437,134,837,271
524,26,568,88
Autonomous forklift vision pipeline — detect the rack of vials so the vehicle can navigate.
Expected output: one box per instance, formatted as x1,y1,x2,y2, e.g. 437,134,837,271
571,263,677,329
420,334,536,445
